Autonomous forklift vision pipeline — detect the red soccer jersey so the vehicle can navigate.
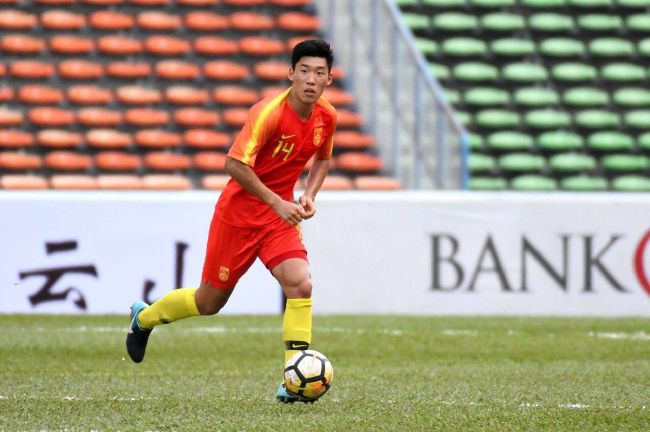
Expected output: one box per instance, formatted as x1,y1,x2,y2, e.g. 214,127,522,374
216,88,337,227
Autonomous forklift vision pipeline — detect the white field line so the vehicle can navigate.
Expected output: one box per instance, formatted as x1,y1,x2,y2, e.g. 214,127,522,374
520,402,647,411
588,331,650,341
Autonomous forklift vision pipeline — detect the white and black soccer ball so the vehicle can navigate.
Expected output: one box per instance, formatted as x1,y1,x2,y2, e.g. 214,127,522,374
284,350,333,401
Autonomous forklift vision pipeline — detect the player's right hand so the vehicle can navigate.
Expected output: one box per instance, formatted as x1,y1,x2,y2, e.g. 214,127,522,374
272,200,307,226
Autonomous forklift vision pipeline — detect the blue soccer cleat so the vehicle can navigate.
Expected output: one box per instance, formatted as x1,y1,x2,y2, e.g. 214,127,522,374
125,301,151,363
276,382,314,404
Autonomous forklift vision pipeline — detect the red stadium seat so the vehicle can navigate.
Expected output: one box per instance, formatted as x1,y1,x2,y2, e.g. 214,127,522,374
97,175,143,190
98,35,143,55
0,108,23,126
67,85,113,105
1,35,45,54
277,12,320,32
0,10,37,30
44,151,93,171
40,10,85,30
204,61,249,80
0,64,5,76
354,176,402,191
333,131,375,150
50,175,98,190
58,60,104,80
89,11,134,30
213,86,260,106
239,36,285,56
0,152,42,171
287,35,317,51
95,152,142,172
222,108,249,127
81,0,124,4
193,37,239,56
128,0,169,5
125,108,170,127
193,151,227,171
184,129,231,149
0,130,33,148
0,175,48,190
49,35,94,55
116,86,162,105
230,12,274,31
323,88,355,106
37,129,83,149
319,175,353,190
35,0,75,4
336,152,383,173
155,60,201,80
142,174,192,190
271,0,310,5
174,108,220,127
144,152,192,171
85,129,132,149
0,87,14,103
178,0,218,5
106,62,152,79
260,86,286,99
223,0,266,5
18,85,64,105
254,61,289,81
135,129,182,149
137,11,182,31
78,109,123,127
165,86,210,105
10,61,55,79
201,174,230,190
184,11,230,31
336,110,363,127
29,107,75,127
145,35,191,56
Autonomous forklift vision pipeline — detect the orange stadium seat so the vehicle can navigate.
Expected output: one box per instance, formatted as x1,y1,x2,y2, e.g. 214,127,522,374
174,108,220,128
184,11,230,31
50,175,98,190
0,10,37,30
135,129,182,149
145,35,191,56
29,107,75,127
0,175,48,190
319,175,353,190
40,10,85,30
78,109,123,127
97,175,144,190
0,87,14,103
0,130,33,148
85,129,132,149
239,36,286,56
35,0,75,4
106,62,152,79
271,0,311,5
58,60,104,80
67,85,113,105
125,108,170,127
89,11,134,30
204,61,249,80
230,12,274,31
222,108,248,127
0,108,23,126
95,151,142,171
193,37,239,56
277,12,320,32
10,61,55,79
1,35,45,54
177,0,218,5
129,0,170,5
49,35,95,55
97,36,142,56
354,176,402,191
333,131,375,150
44,151,93,171
260,86,286,99
116,86,162,105
323,88,355,106
165,86,210,105
336,152,383,173
223,0,267,6
142,174,192,190
36,129,83,149
0,64,4,76
193,151,227,171
144,152,192,171
336,110,363,128
137,11,182,31
184,129,231,149
82,0,125,5
18,85,64,105
155,60,201,80
201,174,230,190
254,61,289,81
0,152,42,171
213,86,260,106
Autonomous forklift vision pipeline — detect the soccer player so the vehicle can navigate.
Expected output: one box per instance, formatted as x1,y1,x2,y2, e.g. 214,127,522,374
126,39,337,403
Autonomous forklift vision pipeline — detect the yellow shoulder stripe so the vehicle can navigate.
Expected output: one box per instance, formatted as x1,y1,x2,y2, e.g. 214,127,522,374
242,88,290,165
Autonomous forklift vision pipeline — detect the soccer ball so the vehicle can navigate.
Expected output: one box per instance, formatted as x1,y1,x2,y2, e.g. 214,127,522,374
284,350,333,401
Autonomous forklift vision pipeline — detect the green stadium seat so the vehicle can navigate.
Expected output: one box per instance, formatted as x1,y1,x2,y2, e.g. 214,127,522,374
514,87,560,107
576,14,623,32
403,14,431,32
639,39,650,58
548,152,597,174
464,87,510,106
540,38,586,58
617,0,650,8
469,176,508,190
587,131,634,152
490,38,536,58
522,0,567,7
423,0,468,8
487,131,534,152
529,14,575,33
481,13,526,32
589,38,635,58
510,174,558,191
468,153,497,172
601,154,649,173
443,88,461,104
601,63,647,82
453,62,499,82
624,110,650,130
429,63,451,80
468,133,485,150
611,175,650,191
537,131,584,152
562,87,609,107
475,109,520,129
432,13,479,32
524,109,572,129
574,110,621,129
567,0,612,8
612,87,650,107
502,63,548,83
470,0,515,7
442,38,488,57
415,38,439,56
560,175,609,191
498,153,546,174
455,111,474,126
639,132,650,152
626,14,650,34
396,0,420,6
552,63,598,83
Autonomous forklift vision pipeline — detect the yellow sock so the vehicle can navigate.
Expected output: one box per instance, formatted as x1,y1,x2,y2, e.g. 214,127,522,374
283,297,312,364
138,288,200,330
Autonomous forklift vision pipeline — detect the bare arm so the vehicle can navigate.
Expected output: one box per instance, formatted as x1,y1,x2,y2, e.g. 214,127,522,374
225,156,306,225
299,157,330,219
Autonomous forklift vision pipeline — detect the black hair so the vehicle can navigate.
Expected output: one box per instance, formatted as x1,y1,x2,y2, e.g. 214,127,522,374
291,39,334,71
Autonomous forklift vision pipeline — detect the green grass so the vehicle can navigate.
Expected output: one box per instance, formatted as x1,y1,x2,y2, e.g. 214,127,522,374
1,315,648,431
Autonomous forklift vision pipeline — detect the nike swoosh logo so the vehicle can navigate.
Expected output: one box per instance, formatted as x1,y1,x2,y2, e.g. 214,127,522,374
281,134,296,139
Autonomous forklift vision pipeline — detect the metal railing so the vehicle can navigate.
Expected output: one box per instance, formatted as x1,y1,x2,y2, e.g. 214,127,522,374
313,0,469,189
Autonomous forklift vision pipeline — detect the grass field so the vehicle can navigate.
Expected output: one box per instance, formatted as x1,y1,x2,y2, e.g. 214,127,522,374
1,314,648,431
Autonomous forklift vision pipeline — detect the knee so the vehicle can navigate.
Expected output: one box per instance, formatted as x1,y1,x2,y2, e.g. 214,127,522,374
285,276,312,299
195,298,223,316
195,282,232,315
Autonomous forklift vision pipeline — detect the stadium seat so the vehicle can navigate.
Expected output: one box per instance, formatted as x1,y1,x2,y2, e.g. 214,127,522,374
613,88,650,107
601,154,649,174
67,85,113,105
601,63,646,82
49,35,94,55
29,107,75,127
193,151,227,172
587,131,634,153
137,11,182,31
89,11,133,30
353,176,402,190
442,38,488,57
230,12,275,31
0,87,14,103
166,86,210,105
468,176,508,190
145,36,191,56
95,152,142,172
336,152,383,173
155,60,201,80
96,175,144,190
204,61,249,81
10,61,55,79
498,153,546,175
125,108,170,127
624,110,650,130
475,110,520,129
588,38,635,58
537,131,584,153
277,12,321,32
85,129,132,149
576,14,622,32
194,37,239,56
562,87,609,107
116,86,162,105
464,87,510,107
2,35,45,54
98,36,143,56
502,63,548,84
41,10,85,30
36,129,82,149
184,11,230,31
573,110,620,129
0,175,48,190
529,13,575,33
184,129,231,149
432,13,478,33
524,109,572,129
510,174,558,191
144,152,192,172
0,130,33,148
611,175,650,191
202,174,231,190
44,151,93,172
487,131,534,153
513,87,560,107
0,108,23,127
0,152,42,171
490,39,536,58
548,152,597,175
319,175,354,191
468,153,497,173
78,109,123,127
213,86,260,106
453,62,499,82
539,38,586,58
142,174,192,190
334,131,375,150
174,108,220,127
58,60,104,80
136,130,182,149
551,63,598,83
559,175,608,191
50,175,98,190
19,85,64,105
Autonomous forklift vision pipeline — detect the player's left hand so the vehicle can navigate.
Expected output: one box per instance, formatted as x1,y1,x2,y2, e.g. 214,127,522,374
298,195,316,219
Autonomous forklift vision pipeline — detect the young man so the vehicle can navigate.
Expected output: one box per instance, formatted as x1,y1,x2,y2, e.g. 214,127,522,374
126,39,337,403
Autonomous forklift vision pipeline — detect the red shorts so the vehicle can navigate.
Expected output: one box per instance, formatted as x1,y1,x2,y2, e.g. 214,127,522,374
201,214,307,289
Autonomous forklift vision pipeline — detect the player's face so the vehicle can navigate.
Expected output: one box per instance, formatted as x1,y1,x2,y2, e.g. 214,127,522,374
289,56,333,105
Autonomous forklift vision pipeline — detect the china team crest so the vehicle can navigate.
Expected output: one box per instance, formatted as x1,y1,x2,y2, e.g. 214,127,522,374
313,127,323,146
219,266,230,282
